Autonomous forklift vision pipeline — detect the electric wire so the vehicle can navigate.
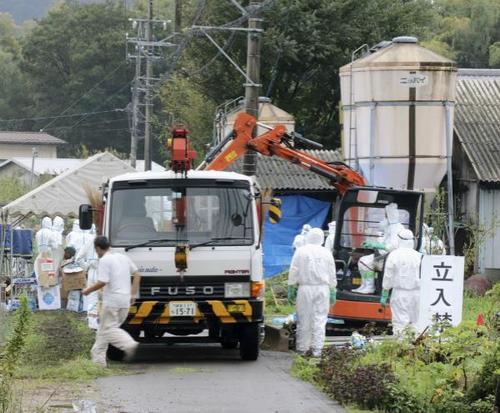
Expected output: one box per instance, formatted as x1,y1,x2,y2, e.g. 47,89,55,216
63,81,132,131
40,62,127,131
0,109,124,124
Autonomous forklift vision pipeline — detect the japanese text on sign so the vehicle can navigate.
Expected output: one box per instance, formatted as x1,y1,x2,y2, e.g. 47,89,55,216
399,74,428,87
417,255,464,332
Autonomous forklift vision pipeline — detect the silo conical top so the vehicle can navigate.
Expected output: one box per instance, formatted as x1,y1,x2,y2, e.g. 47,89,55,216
340,37,456,73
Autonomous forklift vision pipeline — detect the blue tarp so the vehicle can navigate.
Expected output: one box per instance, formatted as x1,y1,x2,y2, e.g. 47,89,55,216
0,225,33,255
263,195,331,278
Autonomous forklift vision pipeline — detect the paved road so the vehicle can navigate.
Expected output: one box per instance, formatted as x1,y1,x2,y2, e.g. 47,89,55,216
97,344,345,413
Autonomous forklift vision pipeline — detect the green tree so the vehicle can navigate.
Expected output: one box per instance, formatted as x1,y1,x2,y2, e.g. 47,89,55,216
20,2,133,155
426,0,500,68
0,12,34,125
170,0,437,149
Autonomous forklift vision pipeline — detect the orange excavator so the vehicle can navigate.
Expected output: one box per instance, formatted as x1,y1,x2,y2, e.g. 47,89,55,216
200,112,425,328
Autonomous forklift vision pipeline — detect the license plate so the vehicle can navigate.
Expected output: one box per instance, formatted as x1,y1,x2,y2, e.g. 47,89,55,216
352,278,362,286
227,304,246,313
169,302,196,317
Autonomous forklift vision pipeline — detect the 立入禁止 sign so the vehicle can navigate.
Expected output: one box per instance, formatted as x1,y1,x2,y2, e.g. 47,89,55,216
417,255,464,332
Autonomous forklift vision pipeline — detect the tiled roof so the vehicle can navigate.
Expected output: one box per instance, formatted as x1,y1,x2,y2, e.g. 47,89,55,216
455,69,500,183
0,131,66,145
228,149,342,191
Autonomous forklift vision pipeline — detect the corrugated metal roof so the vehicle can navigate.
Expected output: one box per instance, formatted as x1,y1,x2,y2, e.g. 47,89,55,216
455,69,500,183
0,157,165,176
0,131,66,145
227,149,342,191
0,157,82,176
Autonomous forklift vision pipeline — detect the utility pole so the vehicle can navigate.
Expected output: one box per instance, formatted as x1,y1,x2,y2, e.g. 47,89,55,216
130,43,142,169
127,2,176,171
144,0,153,171
190,1,265,175
242,1,262,177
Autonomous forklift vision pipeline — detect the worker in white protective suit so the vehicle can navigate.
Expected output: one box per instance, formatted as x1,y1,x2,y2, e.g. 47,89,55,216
292,224,311,249
324,221,336,252
66,219,85,252
35,216,53,255
381,228,422,336
354,203,405,294
50,216,65,271
34,217,57,288
420,224,446,255
76,224,99,329
288,227,336,357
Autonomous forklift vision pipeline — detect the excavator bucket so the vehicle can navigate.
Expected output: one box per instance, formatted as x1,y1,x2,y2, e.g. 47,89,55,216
261,324,291,352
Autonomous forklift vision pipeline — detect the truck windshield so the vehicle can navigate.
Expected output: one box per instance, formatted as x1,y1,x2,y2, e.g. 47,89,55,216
109,184,254,247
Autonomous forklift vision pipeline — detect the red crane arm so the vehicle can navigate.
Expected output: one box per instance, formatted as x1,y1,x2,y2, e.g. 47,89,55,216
205,113,366,194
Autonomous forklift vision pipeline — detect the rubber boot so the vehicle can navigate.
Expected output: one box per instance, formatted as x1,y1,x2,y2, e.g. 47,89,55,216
357,278,375,294
356,272,376,294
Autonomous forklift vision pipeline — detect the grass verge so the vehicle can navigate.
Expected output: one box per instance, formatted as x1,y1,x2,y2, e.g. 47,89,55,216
16,311,124,382
292,285,500,413
264,272,295,316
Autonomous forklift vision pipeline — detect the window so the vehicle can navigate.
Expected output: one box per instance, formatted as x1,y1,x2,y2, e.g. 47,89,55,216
340,206,410,248
109,184,254,247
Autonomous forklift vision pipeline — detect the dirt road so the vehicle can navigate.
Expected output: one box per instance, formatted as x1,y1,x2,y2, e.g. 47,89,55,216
96,344,345,413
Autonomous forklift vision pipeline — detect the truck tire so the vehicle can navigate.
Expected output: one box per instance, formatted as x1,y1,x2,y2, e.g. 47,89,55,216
107,344,125,361
239,324,259,361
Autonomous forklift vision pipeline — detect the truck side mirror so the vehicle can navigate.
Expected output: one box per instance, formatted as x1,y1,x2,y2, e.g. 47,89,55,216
268,198,282,224
79,204,93,230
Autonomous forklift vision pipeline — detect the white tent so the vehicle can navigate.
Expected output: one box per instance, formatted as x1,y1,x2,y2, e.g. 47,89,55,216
2,152,136,219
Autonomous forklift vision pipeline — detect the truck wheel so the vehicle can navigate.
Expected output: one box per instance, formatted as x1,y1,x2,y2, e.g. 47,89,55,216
239,324,259,361
107,344,125,361
221,338,239,349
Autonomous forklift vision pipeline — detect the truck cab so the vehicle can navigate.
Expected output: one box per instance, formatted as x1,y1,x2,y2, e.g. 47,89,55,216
82,169,264,360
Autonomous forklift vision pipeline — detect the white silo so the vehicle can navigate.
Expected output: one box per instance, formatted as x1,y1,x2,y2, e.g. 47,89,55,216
339,36,457,197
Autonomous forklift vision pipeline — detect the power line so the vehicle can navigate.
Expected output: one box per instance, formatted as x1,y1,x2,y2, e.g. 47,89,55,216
41,62,127,131
0,109,124,124
64,82,132,131
43,117,128,131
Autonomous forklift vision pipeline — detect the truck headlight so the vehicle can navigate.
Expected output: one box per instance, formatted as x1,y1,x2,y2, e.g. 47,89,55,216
225,282,250,298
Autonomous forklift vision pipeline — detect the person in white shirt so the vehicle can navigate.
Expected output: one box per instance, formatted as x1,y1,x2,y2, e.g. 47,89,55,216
82,236,141,367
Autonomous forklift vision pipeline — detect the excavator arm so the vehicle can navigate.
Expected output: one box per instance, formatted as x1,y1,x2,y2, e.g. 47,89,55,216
205,112,366,194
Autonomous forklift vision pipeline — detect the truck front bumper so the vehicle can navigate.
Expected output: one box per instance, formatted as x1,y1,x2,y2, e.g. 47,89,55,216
125,299,264,327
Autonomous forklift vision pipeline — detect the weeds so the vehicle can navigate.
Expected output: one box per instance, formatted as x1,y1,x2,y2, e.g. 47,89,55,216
264,272,295,316
0,295,31,413
16,311,117,381
296,290,499,413
291,356,320,383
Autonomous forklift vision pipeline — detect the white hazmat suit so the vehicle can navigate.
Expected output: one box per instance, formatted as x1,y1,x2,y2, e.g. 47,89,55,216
35,216,53,254
382,228,422,336
34,217,58,295
324,221,336,252
288,228,336,356
76,224,99,329
50,216,65,270
66,219,85,252
355,203,405,294
292,224,311,249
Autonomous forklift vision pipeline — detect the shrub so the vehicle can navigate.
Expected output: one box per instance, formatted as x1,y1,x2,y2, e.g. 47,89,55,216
318,347,396,410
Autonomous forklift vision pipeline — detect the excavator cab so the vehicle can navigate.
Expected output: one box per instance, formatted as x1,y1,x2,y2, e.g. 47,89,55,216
330,187,424,324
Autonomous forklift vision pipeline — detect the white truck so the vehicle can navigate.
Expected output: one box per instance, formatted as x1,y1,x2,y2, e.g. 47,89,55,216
80,162,267,360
